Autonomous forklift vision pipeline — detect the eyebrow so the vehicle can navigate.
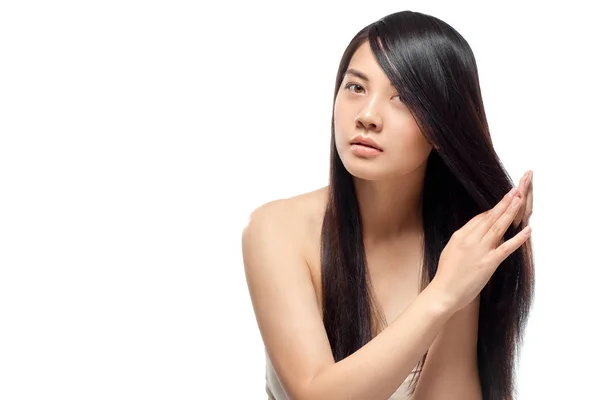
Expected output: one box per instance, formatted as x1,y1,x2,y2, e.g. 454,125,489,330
345,68,395,87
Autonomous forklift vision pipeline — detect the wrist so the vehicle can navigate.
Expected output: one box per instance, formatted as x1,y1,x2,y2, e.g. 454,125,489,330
422,279,457,317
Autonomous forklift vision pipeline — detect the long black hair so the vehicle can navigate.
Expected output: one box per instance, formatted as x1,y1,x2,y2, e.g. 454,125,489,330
320,10,534,400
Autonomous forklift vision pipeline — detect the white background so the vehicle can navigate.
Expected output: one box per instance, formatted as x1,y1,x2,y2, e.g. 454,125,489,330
1,1,598,399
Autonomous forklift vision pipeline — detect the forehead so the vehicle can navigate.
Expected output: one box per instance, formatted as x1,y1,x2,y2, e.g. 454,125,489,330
347,42,377,69
345,41,392,85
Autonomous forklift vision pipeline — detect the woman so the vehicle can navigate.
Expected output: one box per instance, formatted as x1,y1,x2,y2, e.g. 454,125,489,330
242,10,534,400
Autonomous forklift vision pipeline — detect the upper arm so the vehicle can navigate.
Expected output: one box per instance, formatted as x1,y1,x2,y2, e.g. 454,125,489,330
242,201,334,399
412,294,482,400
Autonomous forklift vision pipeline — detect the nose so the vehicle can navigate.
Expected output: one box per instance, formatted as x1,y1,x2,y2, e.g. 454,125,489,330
355,100,383,132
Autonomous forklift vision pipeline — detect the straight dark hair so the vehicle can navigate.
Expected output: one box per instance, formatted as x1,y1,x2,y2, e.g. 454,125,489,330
320,11,535,400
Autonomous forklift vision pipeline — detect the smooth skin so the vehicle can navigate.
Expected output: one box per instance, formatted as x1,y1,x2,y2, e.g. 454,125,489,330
243,182,532,400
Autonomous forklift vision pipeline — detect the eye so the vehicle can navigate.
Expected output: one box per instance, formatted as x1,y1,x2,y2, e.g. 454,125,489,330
344,83,364,93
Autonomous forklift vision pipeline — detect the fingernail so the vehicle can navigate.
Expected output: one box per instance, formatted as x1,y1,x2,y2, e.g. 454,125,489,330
508,187,518,197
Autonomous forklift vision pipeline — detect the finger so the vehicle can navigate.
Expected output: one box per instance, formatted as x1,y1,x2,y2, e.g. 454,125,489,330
524,173,533,224
472,187,520,238
481,195,522,245
490,225,532,265
512,173,529,227
519,171,533,225
459,213,485,239
462,194,511,236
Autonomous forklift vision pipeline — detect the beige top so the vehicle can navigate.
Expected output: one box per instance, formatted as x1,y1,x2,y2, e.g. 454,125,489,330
265,350,418,400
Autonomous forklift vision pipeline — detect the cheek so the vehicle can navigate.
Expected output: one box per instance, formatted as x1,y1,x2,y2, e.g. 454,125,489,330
407,127,430,149
333,100,351,138
390,120,432,156
399,117,426,144
333,98,345,124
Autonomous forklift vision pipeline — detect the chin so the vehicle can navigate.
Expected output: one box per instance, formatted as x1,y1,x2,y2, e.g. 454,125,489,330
338,150,387,181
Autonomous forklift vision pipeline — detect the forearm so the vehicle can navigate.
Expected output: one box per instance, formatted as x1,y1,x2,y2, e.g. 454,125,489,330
303,282,455,400
411,295,482,400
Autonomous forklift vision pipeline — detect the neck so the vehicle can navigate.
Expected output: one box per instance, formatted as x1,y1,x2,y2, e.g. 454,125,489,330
353,166,426,246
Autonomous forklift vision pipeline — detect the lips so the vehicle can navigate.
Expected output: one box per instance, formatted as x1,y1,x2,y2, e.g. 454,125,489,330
355,143,379,150
350,136,383,151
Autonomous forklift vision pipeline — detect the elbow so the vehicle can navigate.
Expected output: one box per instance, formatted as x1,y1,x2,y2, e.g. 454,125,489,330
295,385,352,400
292,381,324,400
291,377,337,400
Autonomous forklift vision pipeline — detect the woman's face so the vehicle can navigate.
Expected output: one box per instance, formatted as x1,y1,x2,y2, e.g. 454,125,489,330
334,41,434,181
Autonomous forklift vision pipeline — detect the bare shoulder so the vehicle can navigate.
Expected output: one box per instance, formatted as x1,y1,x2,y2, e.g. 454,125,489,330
242,186,328,250
240,186,334,398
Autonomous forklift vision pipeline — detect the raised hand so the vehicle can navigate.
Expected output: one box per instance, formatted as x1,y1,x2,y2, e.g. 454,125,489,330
431,179,532,313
